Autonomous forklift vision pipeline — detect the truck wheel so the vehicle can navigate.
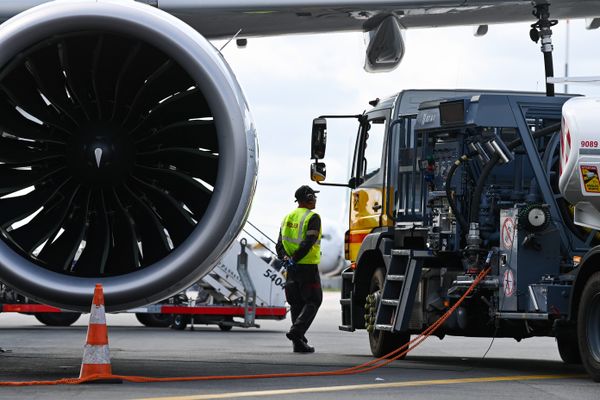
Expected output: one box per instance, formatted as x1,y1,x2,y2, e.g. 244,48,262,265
171,314,190,330
368,267,410,358
578,271,600,380
556,336,581,364
34,312,81,326
135,313,173,328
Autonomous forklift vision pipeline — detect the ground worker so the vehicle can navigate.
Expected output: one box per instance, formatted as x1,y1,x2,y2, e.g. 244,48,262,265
276,185,323,353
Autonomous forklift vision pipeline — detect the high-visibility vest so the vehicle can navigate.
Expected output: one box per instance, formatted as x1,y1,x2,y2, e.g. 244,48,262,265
281,208,321,264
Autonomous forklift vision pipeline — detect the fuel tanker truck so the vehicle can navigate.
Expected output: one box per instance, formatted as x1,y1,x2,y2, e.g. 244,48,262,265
309,90,600,380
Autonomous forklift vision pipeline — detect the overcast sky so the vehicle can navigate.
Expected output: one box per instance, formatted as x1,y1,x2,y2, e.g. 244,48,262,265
213,19,600,247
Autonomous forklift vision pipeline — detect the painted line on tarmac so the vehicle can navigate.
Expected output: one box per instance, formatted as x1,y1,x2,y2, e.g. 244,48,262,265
138,374,586,400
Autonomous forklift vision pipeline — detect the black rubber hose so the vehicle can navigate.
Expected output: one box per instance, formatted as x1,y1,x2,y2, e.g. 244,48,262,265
468,123,561,224
445,155,469,231
469,153,500,224
530,122,561,141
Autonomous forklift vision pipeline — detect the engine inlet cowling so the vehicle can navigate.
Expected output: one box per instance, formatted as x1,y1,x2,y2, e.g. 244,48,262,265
0,1,257,311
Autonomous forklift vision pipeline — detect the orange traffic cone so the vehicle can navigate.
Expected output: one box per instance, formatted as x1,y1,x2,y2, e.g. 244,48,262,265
79,284,120,382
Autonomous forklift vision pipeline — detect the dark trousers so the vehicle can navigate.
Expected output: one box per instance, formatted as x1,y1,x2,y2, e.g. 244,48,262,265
285,264,323,338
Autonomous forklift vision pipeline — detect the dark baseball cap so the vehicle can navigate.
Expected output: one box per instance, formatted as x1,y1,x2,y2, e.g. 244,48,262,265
294,185,319,202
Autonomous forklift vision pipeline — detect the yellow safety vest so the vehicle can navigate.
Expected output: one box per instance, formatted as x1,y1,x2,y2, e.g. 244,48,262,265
281,208,321,264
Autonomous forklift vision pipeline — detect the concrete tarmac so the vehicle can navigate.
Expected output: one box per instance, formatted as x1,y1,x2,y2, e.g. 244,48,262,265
0,291,596,399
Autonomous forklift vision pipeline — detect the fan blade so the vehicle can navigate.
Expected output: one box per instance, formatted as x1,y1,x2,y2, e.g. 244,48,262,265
73,189,110,275
110,42,141,121
37,188,91,271
134,120,217,152
0,162,64,197
0,168,69,228
9,181,79,254
118,184,171,265
124,60,194,127
110,43,169,123
90,36,105,120
130,89,210,137
0,97,66,144
137,147,218,184
104,188,140,274
135,165,211,220
0,137,62,164
58,37,95,120
0,154,63,168
0,169,67,229
91,34,134,121
0,66,74,135
131,177,195,246
24,44,82,126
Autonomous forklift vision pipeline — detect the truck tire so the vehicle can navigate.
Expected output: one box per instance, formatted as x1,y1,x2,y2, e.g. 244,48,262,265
578,271,600,381
135,313,173,328
556,336,582,364
368,267,410,358
34,312,81,326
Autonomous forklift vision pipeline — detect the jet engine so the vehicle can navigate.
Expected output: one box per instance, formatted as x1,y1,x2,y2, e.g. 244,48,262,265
0,1,257,311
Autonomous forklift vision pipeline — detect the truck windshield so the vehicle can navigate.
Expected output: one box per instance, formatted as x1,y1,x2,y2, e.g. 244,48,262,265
362,117,386,181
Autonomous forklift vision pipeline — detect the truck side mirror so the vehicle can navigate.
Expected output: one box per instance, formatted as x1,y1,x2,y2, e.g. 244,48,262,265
310,162,326,182
311,118,327,159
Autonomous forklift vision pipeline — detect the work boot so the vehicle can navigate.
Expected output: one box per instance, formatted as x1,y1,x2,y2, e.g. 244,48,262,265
286,331,312,351
286,332,308,343
292,339,315,353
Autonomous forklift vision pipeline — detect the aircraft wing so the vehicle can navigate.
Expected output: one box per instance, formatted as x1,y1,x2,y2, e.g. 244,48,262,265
2,1,600,39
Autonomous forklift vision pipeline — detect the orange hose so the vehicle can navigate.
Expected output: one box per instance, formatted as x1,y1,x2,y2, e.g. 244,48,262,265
0,267,491,386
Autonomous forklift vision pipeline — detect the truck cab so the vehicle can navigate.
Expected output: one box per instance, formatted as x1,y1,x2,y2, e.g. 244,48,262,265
316,90,497,262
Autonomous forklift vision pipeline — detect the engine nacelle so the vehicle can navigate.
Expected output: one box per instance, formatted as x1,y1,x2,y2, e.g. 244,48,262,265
0,1,257,311
558,97,600,231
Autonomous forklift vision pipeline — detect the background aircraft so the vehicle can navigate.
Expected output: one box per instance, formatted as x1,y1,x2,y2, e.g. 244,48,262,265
319,222,346,276
0,0,599,312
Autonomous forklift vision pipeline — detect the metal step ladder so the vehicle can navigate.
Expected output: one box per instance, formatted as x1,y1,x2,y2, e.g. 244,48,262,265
374,249,427,333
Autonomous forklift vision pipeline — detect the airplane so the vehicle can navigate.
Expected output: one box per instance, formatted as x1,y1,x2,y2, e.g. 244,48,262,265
319,223,346,276
0,0,599,313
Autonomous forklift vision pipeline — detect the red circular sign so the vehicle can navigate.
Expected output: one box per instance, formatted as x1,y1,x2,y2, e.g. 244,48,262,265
501,217,515,249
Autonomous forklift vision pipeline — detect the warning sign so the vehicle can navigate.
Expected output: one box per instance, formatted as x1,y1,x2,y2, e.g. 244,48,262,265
503,269,515,297
581,165,600,193
501,217,515,249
